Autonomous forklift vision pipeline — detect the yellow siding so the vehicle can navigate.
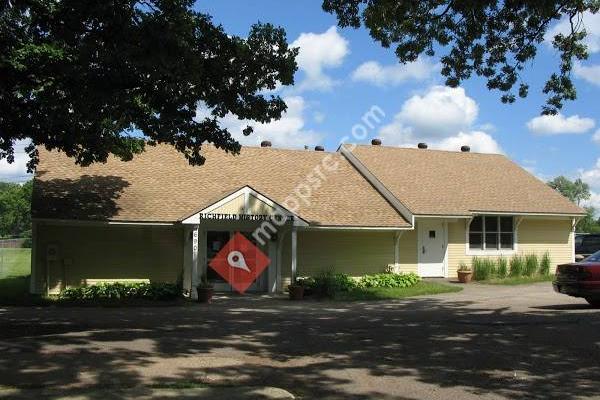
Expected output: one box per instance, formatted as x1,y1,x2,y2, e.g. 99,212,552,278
209,194,245,215
518,218,573,265
33,224,183,293
447,220,471,277
447,218,573,277
247,194,276,215
397,229,418,274
281,230,396,279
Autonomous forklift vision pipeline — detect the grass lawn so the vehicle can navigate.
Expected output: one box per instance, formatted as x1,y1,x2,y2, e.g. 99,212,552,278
0,248,38,305
334,281,462,301
0,248,30,277
478,274,554,285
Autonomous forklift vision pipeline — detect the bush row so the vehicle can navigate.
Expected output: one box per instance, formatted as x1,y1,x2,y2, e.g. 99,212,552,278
466,252,552,281
296,270,421,298
58,282,180,302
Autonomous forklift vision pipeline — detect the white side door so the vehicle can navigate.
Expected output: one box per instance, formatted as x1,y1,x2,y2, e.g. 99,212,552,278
418,220,447,277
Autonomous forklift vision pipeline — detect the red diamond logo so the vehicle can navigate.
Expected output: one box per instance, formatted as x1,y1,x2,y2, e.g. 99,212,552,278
208,232,271,294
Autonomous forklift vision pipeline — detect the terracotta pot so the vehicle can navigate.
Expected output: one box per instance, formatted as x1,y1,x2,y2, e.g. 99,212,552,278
197,287,214,303
288,284,304,300
457,271,473,283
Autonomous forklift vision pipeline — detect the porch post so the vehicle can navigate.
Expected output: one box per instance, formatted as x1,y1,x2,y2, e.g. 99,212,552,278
291,219,297,284
191,224,199,299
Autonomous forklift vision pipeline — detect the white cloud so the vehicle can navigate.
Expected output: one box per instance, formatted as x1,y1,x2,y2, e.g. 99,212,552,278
351,57,438,87
593,129,600,145
435,131,503,154
378,86,502,154
583,191,600,211
526,113,595,135
313,111,325,124
398,85,478,137
580,159,600,211
0,140,32,183
545,11,600,53
291,26,349,92
574,62,600,86
581,158,600,190
196,96,323,149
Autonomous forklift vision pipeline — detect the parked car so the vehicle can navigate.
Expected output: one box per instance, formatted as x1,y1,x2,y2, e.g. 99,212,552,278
553,250,600,307
575,233,600,261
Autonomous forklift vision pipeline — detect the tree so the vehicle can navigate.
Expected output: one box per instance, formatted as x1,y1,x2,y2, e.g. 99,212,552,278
547,176,591,205
0,0,297,170
0,180,32,237
577,206,600,233
322,1,599,114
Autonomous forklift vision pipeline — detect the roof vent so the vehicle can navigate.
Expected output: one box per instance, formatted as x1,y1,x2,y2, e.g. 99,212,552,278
260,140,272,148
461,145,471,153
371,138,382,146
314,145,324,151
417,142,428,149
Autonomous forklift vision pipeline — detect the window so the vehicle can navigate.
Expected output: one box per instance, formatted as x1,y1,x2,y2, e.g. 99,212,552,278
429,230,436,238
469,216,514,251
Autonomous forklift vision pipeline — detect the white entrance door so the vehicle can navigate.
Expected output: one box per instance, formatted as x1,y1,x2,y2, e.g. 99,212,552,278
418,220,446,277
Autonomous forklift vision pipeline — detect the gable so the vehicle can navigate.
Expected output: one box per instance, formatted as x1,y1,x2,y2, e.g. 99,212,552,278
248,193,276,215
208,194,246,215
181,185,306,225
207,192,276,216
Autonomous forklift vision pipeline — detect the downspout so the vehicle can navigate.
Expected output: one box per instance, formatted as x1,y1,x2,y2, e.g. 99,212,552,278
291,217,298,284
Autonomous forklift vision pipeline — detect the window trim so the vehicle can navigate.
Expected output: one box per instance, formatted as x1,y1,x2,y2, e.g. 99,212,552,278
466,215,518,256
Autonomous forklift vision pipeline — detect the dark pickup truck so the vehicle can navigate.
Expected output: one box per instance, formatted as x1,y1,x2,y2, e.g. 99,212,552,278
575,233,600,261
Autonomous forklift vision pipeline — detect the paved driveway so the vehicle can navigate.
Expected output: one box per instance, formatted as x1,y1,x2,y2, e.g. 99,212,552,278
1,282,599,399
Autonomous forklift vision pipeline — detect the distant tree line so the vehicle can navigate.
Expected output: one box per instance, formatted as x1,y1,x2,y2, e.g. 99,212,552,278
547,176,600,233
0,180,32,238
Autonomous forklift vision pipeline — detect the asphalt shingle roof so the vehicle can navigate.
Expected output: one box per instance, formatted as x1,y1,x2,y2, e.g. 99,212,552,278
346,144,584,216
33,144,410,227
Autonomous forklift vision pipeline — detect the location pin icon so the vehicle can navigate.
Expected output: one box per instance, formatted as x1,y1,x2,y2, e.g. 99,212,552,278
227,250,251,272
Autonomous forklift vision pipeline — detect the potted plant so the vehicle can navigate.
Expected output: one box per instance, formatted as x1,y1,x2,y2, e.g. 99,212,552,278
288,280,305,300
196,275,214,303
457,263,473,283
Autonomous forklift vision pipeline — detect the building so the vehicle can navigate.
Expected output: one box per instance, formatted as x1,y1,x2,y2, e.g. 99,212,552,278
30,140,584,296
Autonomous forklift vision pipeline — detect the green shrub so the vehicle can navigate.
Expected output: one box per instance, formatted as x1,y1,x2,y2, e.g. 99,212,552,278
496,256,508,278
524,254,539,277
539,252,552,276
472,257,495,281
509,255,524,277
306,270,357,298
485,258,497,277
300,271,420,298
58,282,180,303
358,272,420,289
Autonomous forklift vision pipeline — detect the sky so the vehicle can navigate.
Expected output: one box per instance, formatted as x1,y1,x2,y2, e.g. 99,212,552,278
3,1,600,209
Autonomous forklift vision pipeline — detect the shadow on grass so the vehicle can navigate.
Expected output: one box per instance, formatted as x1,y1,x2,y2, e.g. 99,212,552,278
0,293,599,399
0,275,50,306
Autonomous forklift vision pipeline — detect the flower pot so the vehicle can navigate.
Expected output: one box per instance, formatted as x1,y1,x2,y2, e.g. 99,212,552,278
457,271,473,283
197,286,214,303
288,284,304,300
